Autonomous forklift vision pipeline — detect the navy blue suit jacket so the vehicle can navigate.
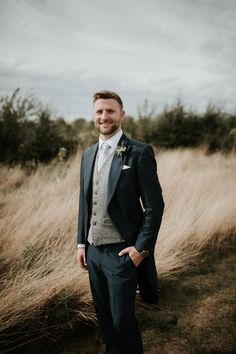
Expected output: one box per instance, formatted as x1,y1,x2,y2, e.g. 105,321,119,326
77,133,165,303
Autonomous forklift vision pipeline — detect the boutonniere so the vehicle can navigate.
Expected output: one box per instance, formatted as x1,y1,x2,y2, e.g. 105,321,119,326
115,140,129,161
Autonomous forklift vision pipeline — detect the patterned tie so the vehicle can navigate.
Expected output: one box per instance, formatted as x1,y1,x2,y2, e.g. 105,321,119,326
97,142,111,172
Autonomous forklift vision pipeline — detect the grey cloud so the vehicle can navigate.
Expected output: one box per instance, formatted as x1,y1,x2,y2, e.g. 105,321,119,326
0,0,235,119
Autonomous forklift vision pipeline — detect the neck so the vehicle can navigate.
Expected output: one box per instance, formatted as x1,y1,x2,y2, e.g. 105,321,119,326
100,128,121,141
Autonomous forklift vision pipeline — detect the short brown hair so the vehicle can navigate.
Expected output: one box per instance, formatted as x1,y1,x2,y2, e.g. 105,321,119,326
93,90,123,109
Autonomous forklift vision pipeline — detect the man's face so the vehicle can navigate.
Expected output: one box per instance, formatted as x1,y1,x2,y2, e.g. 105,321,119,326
93,98,125,137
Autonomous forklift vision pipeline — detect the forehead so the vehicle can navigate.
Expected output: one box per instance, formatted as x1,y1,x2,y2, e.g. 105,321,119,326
93,98,121,110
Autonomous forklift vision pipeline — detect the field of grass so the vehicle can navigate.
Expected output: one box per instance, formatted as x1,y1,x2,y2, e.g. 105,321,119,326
0,149,235,353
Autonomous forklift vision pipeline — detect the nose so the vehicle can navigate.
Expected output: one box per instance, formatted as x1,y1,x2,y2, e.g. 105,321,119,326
101,111,108,120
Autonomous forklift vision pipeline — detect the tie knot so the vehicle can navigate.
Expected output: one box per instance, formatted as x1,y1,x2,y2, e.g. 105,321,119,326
101,142,110,154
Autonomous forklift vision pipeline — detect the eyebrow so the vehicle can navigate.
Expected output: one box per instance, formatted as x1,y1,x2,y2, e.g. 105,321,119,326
95,108,116,113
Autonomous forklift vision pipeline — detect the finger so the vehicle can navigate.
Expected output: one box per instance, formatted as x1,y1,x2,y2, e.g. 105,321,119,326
80,260,87,270
83,255,87,267
77,255,87,270
118,247,129,256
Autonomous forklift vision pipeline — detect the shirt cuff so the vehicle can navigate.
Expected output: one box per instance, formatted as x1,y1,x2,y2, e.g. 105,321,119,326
77,244,85,249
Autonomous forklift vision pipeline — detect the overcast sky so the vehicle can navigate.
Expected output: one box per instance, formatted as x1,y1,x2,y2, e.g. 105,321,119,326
0,0,235,120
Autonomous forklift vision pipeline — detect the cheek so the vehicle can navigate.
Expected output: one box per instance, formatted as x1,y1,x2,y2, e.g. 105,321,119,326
114,117,121,125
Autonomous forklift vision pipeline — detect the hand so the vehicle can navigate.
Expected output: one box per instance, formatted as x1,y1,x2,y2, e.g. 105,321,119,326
77,248,87,270
118,246,144,267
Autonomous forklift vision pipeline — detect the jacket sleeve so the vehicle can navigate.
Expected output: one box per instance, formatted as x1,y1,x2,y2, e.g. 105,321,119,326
134,145,164,253
77,153,86,245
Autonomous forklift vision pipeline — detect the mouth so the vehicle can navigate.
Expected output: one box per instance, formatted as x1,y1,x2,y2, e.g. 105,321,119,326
99,121,113,127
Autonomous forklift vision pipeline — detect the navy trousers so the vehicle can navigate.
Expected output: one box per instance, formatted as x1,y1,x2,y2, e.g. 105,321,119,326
87,242,143,354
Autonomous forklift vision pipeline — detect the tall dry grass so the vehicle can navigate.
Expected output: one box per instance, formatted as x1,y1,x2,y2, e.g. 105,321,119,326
0,149,235,351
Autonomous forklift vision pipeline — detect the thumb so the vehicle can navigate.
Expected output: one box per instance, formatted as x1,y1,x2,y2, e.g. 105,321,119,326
83,254,87,266
118,247,129,256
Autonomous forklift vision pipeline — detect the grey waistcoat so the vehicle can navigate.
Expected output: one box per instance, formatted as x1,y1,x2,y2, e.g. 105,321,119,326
87,151,124,246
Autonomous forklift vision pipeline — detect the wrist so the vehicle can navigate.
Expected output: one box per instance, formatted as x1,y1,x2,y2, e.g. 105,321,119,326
135,248,150,258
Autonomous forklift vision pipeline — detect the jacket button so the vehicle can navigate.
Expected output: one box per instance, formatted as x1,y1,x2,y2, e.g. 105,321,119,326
93,222,97,226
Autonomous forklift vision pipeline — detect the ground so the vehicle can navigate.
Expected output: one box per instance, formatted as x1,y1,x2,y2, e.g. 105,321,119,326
19,248,235,354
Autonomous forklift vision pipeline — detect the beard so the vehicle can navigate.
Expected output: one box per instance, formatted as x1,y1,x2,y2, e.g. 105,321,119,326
95,121,120,136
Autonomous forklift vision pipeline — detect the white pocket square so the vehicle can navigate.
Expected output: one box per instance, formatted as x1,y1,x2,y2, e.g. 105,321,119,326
122,165,131,170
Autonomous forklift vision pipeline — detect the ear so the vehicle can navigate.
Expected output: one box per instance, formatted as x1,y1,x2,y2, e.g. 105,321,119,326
121,110,125,121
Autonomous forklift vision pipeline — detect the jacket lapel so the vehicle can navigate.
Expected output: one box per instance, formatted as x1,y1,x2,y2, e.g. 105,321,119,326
107,134,129,205
84,143,98,202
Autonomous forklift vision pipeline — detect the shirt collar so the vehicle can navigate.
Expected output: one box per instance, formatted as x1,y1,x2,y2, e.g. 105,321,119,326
99,129,123,151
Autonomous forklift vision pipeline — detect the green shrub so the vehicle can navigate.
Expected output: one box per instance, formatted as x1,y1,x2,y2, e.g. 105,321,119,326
0,90,235,167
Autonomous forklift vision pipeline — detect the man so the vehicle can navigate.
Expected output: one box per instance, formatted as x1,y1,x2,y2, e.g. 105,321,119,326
77,90,164,354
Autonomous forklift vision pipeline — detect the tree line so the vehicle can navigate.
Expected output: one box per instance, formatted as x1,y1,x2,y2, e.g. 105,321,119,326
0,89,235,165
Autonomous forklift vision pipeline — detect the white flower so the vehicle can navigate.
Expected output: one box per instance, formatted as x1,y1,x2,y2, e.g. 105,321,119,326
115,141,128,161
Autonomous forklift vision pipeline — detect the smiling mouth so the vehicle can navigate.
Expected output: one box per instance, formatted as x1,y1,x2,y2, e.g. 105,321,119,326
99,121,112,126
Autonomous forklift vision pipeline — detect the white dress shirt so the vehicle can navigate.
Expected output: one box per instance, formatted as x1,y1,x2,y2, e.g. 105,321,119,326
98,129,123,153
